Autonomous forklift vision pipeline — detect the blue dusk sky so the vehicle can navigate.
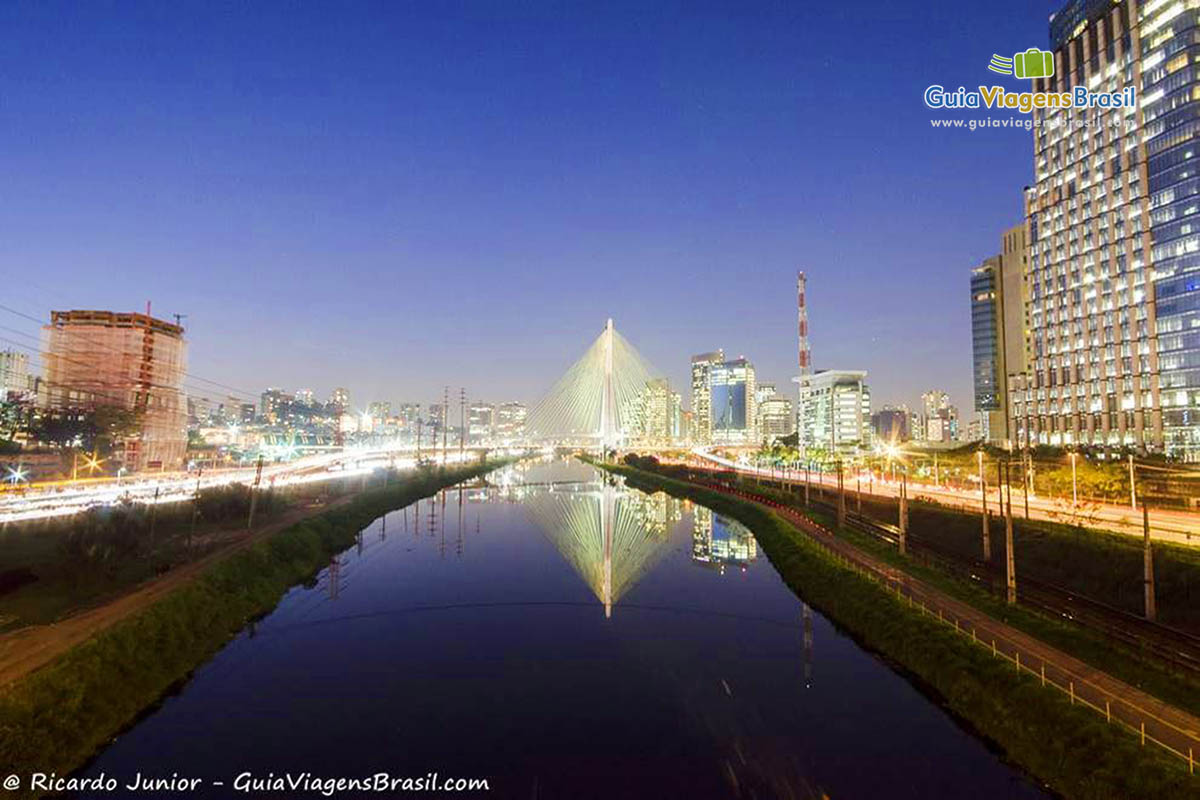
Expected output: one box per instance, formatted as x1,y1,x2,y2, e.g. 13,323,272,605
1,1,1052,414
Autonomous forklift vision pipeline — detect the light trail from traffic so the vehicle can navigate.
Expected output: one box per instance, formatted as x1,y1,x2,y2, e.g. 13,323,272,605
0,446,517,524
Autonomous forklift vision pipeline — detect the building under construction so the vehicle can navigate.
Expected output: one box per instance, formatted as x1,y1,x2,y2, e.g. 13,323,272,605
41,310,188,472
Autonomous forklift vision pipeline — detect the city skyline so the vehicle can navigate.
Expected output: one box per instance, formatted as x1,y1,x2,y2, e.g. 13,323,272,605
1,1,1052,415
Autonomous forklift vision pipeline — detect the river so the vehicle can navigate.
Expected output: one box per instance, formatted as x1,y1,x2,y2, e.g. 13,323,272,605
80,458,1046,798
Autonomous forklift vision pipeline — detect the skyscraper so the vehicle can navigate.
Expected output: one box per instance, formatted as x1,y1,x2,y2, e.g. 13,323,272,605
690,350,723,445
971,224,1028,446
711,357,757,446
1018,0,1200,458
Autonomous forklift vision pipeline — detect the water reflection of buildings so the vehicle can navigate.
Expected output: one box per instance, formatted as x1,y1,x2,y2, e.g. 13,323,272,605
691,507,758,574
525,477,681,617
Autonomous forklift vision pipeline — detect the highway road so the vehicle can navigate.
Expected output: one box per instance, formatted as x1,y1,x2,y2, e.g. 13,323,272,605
0,446,505,524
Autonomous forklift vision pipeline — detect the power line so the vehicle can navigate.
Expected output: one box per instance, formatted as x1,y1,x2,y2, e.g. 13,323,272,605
0,303,259,402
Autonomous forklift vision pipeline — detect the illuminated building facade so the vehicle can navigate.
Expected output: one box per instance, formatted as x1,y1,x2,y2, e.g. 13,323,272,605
798,369,871,455
1018,0,1200,458
0,350,30,400
755,383,794,441
260,388,292,424
710,357,757,446
41,310,187,472
971,224,1029,446
469,402,495,443
690,350,723,445
495,401,527,442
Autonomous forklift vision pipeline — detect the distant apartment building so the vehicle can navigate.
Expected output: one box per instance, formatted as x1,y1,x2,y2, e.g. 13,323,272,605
920,389,959,443
367,401,392,423
1013,0,1200,459
294,388,315,406
495,401,527,442
971,224,1029,446
798,370,871,455
711,358,757,446
690,350,724,445
329,387,350,409
260,388,293,425
0,350,30,400
41,310,187,472
469,402,496,443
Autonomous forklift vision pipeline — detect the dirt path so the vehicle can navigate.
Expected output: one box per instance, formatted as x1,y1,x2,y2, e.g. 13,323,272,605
0,494,358,689
700,479,1200,767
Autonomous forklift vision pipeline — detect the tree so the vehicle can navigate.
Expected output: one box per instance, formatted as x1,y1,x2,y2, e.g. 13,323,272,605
29,406,142,461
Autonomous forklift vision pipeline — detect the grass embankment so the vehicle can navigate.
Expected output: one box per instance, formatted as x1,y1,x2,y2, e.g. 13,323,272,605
728,476,1200,717
604,463,1199,800
0,483,299,632
0,462,499,787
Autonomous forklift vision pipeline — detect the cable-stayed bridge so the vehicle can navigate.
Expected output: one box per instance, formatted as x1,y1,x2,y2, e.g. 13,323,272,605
526,319,662,449
524,478,680,617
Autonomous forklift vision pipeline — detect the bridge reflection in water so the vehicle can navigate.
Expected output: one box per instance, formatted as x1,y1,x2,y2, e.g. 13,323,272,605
524,474,680,617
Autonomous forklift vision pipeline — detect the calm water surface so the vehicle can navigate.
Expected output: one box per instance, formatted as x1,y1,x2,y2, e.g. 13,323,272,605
81,459,1046,799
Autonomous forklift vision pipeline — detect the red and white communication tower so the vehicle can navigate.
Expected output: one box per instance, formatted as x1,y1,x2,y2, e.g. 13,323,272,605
796,271,811,453
797,271,811,378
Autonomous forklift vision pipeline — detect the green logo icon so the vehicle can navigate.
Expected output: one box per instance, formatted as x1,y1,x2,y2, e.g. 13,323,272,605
988,54,1013,75
987,49,1055,79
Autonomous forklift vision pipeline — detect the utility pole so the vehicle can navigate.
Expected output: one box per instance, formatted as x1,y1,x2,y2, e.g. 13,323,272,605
1005,460,1016,604
189,468,202,549
804,464,810,507
1024,449,1030,519
1070,450,1078,507
898,468,907,555
837,460,845,530
933,451,939,487
1129,453,1138,512
459,387,467,464
247,455,264,530
441,386,449,466
1143,501,1157,621
416,418,423,463
856,474,862,515
978,450,991,561
149,486,160,546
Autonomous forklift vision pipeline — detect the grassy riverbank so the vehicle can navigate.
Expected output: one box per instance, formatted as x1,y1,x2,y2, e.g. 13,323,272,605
691,470,1200,717
0,482,301,633
0,462,501,789
603,462,1199,800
